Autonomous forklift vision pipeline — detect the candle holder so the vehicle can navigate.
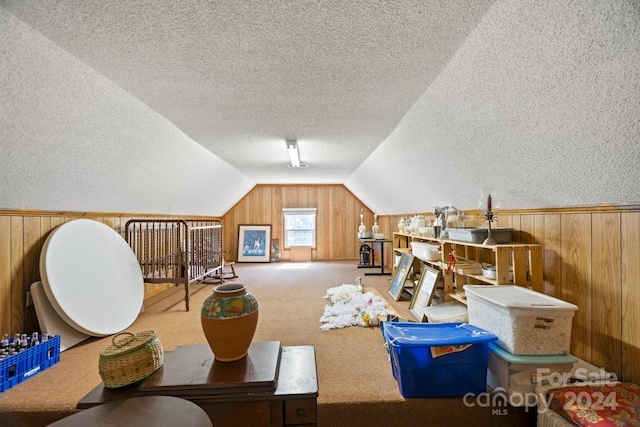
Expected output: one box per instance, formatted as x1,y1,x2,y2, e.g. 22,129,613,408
481,192,497,245
482,209,497,245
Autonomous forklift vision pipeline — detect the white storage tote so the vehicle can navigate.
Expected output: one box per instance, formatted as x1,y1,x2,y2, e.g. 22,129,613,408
486,342,577,407
463,285,578,355
424,300,468,323
409,241,440,262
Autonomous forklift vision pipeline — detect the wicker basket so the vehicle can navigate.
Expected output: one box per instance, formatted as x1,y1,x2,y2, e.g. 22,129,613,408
99,330,163,388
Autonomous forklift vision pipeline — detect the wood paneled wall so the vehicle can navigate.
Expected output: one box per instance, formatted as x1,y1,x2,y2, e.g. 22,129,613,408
1,214,125,338
378,208,640,385
221,184,373,262
1,198,639,386
0,212,219,339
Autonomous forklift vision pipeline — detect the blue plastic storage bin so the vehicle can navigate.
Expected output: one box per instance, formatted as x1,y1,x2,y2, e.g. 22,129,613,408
383,322,497,398
0,335,61,393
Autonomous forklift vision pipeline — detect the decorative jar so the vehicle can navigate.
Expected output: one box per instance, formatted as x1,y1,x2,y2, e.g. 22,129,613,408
200,283,259,362
414,215,427,229
372,214,379,234
358,223,367,235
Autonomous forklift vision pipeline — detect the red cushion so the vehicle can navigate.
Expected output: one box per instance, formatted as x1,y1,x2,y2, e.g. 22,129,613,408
547,382,640,426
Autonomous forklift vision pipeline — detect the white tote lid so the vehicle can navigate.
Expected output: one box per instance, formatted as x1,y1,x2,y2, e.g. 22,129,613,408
463,285,578,311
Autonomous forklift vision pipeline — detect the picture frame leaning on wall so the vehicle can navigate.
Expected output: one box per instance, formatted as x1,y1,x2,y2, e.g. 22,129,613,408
237,224,272,262
409,265,441,321
388,252,414,301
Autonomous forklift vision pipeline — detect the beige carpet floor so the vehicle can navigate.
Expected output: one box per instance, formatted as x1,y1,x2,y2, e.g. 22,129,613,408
0,261,536,426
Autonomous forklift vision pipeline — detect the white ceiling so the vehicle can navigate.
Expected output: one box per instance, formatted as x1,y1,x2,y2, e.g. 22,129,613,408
0,0,495,184
3,1,638,216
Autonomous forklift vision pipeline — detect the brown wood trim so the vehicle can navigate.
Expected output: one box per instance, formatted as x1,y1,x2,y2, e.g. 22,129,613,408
3,203,637,220
489,204,640,214
255,183,350,188
0,209,221,220
369,204,640,219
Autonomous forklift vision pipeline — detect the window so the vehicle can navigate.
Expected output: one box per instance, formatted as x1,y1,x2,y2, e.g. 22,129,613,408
283,208,317,248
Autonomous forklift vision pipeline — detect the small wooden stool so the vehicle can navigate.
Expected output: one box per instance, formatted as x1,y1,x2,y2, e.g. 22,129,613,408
48,395,212,427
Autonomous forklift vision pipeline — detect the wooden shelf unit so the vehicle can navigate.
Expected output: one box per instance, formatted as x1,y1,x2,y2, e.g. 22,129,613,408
392,232,543,304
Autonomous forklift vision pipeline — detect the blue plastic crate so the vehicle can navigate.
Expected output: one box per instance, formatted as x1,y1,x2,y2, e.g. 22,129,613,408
380,319,420,379
383,322,497,398
0,335,61,393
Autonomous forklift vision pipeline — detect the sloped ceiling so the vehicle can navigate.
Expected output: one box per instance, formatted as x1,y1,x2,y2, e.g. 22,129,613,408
348,0,640,214
0,0,494,184
1,1,639,216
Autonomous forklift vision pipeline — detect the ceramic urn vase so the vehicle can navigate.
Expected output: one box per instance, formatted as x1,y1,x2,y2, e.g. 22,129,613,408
200,283,259,362
371,214,379,234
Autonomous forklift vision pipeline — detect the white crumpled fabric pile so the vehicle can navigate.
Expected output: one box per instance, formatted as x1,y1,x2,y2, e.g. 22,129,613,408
319,283,392,331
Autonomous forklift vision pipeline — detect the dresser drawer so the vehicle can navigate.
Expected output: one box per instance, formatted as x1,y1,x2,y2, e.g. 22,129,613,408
284,398,317,425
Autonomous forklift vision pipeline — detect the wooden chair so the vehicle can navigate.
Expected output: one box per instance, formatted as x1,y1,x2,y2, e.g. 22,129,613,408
204,252,237,284
220,258,238,282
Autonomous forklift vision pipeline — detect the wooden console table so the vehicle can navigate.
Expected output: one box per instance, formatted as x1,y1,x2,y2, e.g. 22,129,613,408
78,342,318,427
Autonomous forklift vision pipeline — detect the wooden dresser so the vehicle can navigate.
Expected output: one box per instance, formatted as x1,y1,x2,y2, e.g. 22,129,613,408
78,342,318,426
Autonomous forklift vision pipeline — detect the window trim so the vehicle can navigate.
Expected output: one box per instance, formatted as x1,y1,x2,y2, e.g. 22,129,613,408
283,208,317,248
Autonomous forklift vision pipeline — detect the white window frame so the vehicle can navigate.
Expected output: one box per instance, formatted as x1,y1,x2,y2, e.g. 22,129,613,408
283,208,317,248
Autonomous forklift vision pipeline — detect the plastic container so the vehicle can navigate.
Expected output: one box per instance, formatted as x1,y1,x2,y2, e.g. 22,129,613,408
487,342,577,406
447,228,514,244
464,285,578,355
455,261,482,275
409,241,440,261
394,253,402,267
382,322,497,397
424,300,468,323
0,335,61,393
481,265,513,281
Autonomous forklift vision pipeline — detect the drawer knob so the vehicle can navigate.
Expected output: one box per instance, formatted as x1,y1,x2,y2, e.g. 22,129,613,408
296,408,305,417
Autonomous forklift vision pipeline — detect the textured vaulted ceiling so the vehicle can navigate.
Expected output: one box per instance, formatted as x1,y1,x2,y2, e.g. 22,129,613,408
0,0,495,184
2,1,639,216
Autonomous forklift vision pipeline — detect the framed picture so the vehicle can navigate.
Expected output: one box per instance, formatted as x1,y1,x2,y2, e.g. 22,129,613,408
237,224,272,262
389,252,414,301
409,265,441,321
270,238,280,261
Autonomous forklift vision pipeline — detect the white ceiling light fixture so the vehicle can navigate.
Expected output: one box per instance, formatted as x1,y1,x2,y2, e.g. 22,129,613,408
286,140,308,168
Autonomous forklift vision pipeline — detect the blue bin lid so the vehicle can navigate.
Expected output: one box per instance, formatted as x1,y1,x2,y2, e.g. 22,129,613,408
383,322,497,347
488,342,578,364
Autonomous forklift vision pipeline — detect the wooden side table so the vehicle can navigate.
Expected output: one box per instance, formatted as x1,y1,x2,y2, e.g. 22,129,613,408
49,396,212,427
78,344,318,427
